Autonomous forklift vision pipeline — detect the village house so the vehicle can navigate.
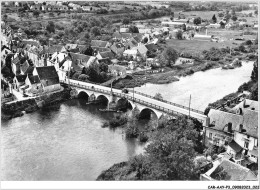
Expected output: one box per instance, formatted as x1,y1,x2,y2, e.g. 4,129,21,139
58,56,72,82
1,79,11,98
20,60,34,75
132,45,148,60
205,107,258,164
123,49,138,60
96,51,115,60
200,157,257,181
91,40,110,49
110,42,125,55
125,38,138,49
119,28,129,33
11,53,23,75
24,75,43,96
92,47,111,54
108,64,127,76
33,66,61,93
69,52,99,73
47,52,68,72
193,34,212,42
65,44,79,53
13,74,27,91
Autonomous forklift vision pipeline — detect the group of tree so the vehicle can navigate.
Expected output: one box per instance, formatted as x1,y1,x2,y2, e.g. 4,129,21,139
122,116,205,180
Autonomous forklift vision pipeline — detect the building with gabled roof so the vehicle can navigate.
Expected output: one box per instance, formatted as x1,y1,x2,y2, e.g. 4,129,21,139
96,51,114,60
24,75,43,96
33,66,61,93
69,52,98,73
65,44,79,53
91,40,109,48
20,60,34,75
204,108,258,165
200,158,257,181
110,42,125,55
13,74,27,91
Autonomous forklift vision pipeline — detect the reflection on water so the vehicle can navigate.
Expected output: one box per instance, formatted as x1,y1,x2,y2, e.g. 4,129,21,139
1,99,146,181
135,61,254,111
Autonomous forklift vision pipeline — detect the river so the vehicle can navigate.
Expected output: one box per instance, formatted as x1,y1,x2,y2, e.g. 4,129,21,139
1,61,253,181
135,61,254,111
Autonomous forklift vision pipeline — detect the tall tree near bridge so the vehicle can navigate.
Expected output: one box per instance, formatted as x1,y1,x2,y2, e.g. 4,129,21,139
212,14,217,23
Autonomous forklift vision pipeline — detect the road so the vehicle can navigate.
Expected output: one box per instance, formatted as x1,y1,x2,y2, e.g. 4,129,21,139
65,79,208,124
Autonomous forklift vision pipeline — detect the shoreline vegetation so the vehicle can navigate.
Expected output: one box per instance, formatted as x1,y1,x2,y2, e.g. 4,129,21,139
110,53,256,89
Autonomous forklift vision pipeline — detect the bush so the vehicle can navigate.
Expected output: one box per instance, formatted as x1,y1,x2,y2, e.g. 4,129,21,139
139,132,148,142
72,72,81,79
101,121,110,128
109,115,128,128
125,125,139,138
78,74,88,81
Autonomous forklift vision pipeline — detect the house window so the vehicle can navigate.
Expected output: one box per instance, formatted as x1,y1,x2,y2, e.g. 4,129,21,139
244,141,249,149
254,139,258,147
209,133,212,140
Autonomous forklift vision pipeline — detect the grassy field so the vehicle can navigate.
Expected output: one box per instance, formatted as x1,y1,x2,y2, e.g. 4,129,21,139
165,39,243,54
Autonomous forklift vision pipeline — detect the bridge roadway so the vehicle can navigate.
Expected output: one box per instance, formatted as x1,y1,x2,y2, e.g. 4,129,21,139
62,79,209,125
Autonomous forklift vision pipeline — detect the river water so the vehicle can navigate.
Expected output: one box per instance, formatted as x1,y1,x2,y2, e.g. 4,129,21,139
136,61,254,111
1,61,253,181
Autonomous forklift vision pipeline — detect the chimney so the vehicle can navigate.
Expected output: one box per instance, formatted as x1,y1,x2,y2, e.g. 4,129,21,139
239,124,243,132
44,54,47,66
227,122,232,133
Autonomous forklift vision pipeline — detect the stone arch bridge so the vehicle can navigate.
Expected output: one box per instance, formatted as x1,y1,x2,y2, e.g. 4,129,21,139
61,79,209,126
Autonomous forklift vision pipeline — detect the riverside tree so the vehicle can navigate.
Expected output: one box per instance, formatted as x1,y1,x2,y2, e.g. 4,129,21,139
162,47,179,67
212,14,217,23
139,116,201,180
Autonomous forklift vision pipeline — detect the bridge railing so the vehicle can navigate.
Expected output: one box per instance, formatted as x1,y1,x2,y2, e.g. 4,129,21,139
61,80,205,116
63,80,185,117
128,90,204,115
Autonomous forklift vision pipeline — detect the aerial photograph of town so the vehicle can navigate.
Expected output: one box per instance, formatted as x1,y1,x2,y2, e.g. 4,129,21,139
1,0,259,187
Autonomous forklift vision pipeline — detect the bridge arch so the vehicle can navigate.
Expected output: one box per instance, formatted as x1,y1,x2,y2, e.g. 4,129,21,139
77,90,90,100
139,108,160,121
96,94,109,105
116,97,134,111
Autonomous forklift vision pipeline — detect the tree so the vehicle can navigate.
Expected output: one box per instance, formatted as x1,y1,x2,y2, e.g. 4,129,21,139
142,116,201,180
46,21,55,33
122,18,130,25
251,60,258,82
231,15,237,21
210,166,230,180
176,30,183,40
218,12,224,17
91,26,101,36
129,25,139,33
219,21,225,28
33,10,40,19
212,14,217,23
154,93,163,100
162,47,179,67
182,24,186,31
83,45,94,56
193,17,202,25
248,13,253,17
142,37,148,44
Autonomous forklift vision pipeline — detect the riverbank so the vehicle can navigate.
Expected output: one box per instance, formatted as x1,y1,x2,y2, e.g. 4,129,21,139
1,87,71,120
111,53,254,89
